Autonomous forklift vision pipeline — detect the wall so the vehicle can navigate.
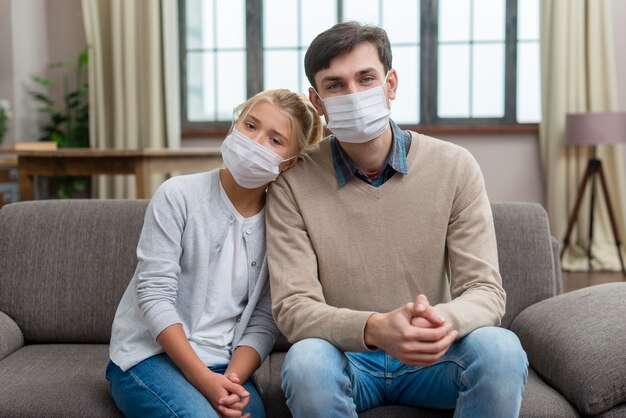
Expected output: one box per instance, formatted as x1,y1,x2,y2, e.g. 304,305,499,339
3,1,624,206
0,0,86,147
445,132,543,204
0,0,16,144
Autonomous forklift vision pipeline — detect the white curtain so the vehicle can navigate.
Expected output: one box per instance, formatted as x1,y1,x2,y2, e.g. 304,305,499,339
82,0,181,198
540,0,626,270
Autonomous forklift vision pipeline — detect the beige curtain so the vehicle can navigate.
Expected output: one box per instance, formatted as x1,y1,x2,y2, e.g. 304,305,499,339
541,0,626,270
82,0,181,198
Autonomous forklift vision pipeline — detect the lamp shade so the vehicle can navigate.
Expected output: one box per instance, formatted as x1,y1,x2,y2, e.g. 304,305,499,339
565,112,626,145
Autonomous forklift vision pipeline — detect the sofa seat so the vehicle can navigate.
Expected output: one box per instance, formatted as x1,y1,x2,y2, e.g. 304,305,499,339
0,344,122,418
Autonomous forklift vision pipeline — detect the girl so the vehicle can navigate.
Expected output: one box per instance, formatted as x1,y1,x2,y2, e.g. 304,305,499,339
106,89,323,418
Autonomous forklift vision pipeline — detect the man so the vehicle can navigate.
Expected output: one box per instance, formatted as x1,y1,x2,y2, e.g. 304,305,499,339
266,21,528,417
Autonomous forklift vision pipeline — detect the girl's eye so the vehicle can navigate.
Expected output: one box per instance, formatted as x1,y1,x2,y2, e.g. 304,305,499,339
244,122,255,130
270,137,282,146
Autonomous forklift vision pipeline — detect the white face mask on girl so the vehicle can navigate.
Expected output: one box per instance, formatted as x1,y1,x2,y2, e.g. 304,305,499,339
220,128,293,189
316,72,391,143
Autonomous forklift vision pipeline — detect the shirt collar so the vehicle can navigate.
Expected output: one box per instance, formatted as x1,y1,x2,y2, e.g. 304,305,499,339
330,120,409,187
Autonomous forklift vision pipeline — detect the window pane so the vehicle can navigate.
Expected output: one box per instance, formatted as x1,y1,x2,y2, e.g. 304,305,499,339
264,50,300,93
518,0,540,40
185,0,211,50
383,0,419,44
343,0,380,25
439,0,470,42
300,57,313,95
216,0,245,49
391,46,419,124
187,51,215,121
517,43,541,122
302,0,337,46
473,0,505,41
216,52,246,120
264,0,298,48
438,44,470,117
472,44,504,117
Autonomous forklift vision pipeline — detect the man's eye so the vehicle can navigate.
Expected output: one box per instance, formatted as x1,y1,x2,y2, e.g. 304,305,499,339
327,83,341,90
361,77,375,84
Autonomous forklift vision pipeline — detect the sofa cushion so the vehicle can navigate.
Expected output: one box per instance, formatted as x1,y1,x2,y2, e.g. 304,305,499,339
490,203,559,329
0,311,23,361
0,344,122,417
511,282,626,415
0,200,147,343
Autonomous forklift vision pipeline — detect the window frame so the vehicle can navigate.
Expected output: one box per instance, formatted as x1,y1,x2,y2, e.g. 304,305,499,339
179,0,536,134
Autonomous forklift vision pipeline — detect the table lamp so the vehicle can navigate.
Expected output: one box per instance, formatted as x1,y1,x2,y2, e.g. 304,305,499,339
560,112,626,274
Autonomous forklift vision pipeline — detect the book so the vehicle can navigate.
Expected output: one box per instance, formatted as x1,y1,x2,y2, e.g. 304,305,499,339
13,141,58,151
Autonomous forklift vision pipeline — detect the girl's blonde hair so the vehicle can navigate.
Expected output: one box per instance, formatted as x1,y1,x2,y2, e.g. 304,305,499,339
233,89,323,155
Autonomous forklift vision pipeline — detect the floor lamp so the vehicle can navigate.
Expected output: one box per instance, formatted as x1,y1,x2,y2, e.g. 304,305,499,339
560,112,626,274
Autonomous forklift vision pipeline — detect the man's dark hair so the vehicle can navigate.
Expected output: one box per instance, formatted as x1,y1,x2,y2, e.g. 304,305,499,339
304,21,392,90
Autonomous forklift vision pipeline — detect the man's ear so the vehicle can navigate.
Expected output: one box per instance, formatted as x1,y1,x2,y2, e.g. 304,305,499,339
386,68,398,101
309,87,325,116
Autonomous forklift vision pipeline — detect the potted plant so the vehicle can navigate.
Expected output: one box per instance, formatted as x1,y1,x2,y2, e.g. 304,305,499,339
0,99,11,145
29,50,89,198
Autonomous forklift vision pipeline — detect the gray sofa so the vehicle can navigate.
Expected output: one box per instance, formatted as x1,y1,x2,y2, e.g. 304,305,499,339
1,199,625,417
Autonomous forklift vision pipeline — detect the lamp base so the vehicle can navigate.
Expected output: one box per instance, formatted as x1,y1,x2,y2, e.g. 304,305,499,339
560,158,626,275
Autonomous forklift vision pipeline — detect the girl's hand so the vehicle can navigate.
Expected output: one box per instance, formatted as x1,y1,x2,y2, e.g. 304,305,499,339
198,371,250,418
217,372,250,416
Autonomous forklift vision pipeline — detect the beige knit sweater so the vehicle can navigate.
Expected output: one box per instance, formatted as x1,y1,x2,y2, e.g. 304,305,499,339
266,132,505,353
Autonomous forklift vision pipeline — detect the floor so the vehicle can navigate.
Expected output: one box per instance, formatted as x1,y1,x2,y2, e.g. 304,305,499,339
562,270,625,293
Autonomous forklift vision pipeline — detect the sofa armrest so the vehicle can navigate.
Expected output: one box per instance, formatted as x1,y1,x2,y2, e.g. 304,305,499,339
550,236,564,295
510,283,626,416
0,311,24,361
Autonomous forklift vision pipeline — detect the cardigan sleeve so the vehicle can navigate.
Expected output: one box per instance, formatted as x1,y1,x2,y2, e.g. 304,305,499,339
236,275,280,362
135,179,187,339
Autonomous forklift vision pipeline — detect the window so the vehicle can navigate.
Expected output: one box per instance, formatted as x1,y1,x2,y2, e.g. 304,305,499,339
179,0,540,132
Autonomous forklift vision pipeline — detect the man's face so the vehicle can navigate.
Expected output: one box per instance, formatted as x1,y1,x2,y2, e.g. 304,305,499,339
309,42,397,118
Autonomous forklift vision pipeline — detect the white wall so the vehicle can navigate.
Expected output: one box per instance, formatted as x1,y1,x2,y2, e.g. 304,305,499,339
0,0,86,147
0,0,16,145
445,132,543,204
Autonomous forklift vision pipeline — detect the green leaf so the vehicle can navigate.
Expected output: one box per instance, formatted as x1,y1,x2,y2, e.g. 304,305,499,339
79,50,88,66
30,92,53,105
31,76,54,88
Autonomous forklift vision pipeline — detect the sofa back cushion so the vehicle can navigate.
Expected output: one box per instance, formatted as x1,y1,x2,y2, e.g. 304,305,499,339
491,202,560,329
0,200,148,344
0,200,559,345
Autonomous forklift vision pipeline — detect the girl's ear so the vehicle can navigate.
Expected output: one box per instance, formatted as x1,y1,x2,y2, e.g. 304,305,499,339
279,156,299,173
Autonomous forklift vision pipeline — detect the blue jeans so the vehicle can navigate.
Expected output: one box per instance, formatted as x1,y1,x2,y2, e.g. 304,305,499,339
106,353,266,418
281,326,528,418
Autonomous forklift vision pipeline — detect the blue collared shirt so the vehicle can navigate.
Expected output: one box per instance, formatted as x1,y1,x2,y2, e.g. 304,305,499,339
330,120,412,187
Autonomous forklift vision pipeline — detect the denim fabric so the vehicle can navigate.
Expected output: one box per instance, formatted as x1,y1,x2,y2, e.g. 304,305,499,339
106,354,265,418
281,327,528,418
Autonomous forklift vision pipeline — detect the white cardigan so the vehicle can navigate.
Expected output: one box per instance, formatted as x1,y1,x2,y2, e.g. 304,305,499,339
109,169,279,371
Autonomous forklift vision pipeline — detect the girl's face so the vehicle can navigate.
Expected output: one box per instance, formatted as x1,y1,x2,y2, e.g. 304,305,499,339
235,101,297,160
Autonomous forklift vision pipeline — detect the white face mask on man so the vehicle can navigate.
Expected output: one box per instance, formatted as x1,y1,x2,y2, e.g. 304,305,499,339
316,72,391,144
220,128,293,189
